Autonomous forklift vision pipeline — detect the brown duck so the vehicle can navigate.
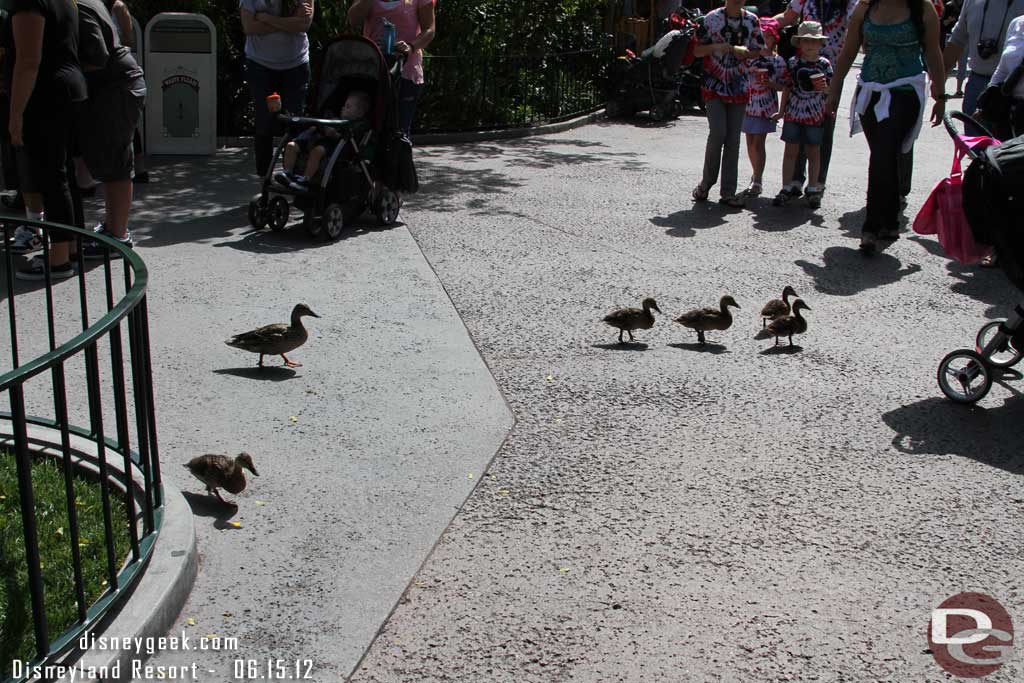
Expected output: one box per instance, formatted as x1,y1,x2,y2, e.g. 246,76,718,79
184,452,259,503
226,303,320,368
675,295,740,345
760,285,798,328
602,297,662,343
755,299,810,346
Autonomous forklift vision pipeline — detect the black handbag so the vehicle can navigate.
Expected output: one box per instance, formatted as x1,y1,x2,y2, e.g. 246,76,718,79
380,131,418,194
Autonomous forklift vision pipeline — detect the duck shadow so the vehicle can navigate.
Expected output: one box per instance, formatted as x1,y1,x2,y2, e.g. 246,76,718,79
882,396,1024,476
668,342,730,354
796,246,922,296
760,344,803,355
591,342,650,351
213,366,298,381
182,491,241,528
651,203,729,238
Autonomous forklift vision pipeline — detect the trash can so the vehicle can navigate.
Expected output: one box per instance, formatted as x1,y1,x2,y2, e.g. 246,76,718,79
144,13,216,155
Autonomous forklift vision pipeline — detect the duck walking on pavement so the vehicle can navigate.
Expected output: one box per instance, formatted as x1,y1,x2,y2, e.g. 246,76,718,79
755,299,811,346
602,297,662,343
226,303,320,368
184,452,259,504
675,295,740,345
760,285,798,328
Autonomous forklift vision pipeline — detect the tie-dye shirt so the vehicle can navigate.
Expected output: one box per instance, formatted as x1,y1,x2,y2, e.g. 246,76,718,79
697,8,766,103
786,0,859,64
778,56,833,125
743,54,787,118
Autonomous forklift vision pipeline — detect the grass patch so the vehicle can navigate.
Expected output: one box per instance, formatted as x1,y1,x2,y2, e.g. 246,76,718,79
0,451,131,675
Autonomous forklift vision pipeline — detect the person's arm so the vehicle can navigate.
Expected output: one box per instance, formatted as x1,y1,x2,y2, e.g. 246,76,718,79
825,0,867,114
347,0,374,29
943,0,970,68
9,11,43,146
774,6,800,27
409,0,435,52
240,8,276,35
111,0,134,48
922,0,947,125
255,0,313,33
990,17,1024,85
78,9,110,71
773,88,790,119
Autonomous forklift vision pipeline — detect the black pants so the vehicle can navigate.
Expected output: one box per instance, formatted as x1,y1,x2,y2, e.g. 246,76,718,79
245,59,310,176
860,90,921,235
19,102,82,240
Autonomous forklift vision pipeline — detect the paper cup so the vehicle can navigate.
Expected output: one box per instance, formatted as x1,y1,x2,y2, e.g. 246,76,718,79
755,68,769,85
810,73,826,92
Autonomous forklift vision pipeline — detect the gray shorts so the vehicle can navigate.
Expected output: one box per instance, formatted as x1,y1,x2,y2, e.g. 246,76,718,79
79,89,145,182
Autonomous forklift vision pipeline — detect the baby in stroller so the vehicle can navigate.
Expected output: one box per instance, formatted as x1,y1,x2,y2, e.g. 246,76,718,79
274,90,371,192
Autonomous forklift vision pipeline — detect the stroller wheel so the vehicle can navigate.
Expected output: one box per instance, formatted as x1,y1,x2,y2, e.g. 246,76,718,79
321,203,346,241
975,321,1024,368
938,349,993,404
248,196,268,229
267,196,290,232
605,100,624,118
650,104,669,122
374,189,401,226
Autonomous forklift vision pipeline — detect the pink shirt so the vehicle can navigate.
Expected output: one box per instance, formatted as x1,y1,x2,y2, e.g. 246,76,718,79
361,0,434,84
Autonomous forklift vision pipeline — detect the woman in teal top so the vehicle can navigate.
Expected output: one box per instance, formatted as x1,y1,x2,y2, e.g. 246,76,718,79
827,0,945,254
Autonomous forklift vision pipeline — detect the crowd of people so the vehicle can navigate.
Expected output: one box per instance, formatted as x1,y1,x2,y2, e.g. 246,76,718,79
690,0,1023,255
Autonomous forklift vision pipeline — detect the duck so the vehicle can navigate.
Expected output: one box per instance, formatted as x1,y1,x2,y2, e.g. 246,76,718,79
754,299,811,346
184,452,259,504
675,295,740,345
760,285,798,328
226,303,320,368
602,297,662,343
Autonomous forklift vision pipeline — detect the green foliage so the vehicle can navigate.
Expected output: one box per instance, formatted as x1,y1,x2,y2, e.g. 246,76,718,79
0,453,130,674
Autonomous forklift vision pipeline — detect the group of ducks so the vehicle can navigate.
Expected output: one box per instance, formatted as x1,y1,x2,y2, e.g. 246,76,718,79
182,303,323,504
603,285,810,347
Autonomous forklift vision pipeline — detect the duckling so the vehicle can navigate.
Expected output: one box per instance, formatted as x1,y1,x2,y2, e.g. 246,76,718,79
184,452,259,504
226,303,320,368
603,297,662,343
675,295,740,345
760,285,798,328
754,299,811,346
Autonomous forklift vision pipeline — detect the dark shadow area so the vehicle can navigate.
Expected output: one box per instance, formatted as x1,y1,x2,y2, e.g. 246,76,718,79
906,236,1016,318
213,366,298,381
668,341,730,354
883,396,1024,476
651,203,730,238
591,342,650,351
838,207,866,240
760,344,803,354
795,245,922,296
182,491,241,528
750,204,826,233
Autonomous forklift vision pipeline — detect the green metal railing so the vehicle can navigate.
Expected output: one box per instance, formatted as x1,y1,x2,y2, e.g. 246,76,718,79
0,218,162,682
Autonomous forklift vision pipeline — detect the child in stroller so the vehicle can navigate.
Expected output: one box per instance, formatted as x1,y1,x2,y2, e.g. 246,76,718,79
274,90,371,192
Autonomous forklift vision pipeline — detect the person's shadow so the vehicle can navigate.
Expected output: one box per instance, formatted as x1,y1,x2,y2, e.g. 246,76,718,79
795,245,922,296
650,203,729,238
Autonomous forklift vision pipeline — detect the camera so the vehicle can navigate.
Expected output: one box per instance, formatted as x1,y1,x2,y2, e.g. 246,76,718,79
977,38,999,59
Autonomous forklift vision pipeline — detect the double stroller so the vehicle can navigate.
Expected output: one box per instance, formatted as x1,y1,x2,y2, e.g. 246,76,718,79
606,10,704,121
935,112,1024,403
248,36,417,240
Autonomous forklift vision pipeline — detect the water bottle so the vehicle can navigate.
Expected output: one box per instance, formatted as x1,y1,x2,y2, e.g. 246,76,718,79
382,19,396,55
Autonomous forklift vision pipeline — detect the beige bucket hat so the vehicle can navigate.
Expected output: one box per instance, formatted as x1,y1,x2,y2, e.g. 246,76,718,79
791,20,827,45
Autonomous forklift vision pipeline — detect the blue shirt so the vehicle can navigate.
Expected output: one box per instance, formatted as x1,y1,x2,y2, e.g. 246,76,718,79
240,0,310,71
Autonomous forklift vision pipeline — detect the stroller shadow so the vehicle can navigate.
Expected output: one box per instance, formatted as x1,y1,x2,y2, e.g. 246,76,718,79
651,203,729,238
908,236,1014,319
795,246,922,296
213,215,401,254
882,396,1024,476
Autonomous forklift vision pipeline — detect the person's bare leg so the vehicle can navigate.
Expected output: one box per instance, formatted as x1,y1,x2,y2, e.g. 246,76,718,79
806,145,821,188
50,242,70,266
747,133,766,185
73,157,96,190
782,144,798,187
302,146,326,179
102,180,133,239
282,142,299,172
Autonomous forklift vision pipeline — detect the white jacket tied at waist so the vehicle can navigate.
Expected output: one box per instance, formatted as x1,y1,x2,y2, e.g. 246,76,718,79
849,72,928,153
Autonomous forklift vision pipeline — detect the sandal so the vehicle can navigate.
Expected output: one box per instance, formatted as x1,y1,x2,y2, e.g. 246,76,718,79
745,181,762,197
692,183,710,202
981,251,998,267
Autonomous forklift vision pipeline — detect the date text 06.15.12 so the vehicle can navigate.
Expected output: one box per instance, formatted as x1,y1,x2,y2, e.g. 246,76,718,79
233,659,314,680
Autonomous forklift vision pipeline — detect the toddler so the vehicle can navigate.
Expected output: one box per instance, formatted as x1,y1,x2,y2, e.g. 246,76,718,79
275,90,371,192
741,17,786,197
772,21,832,209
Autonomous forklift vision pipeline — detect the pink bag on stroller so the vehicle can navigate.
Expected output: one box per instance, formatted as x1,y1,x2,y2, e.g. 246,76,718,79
913,135,998,264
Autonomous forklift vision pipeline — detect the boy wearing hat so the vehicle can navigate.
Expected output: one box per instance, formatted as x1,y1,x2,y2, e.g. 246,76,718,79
772,21,833,208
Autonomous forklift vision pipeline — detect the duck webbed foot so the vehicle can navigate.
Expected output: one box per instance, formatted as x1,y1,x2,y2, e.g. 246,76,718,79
281,354,303,368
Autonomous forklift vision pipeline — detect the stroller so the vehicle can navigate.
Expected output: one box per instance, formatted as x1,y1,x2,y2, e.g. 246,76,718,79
606,10,704,121
248,36,417,241
936,112,1024,403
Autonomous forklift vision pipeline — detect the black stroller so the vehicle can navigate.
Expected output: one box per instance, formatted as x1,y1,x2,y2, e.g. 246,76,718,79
248,36,417,241
937,112,1024,403
606,10,704,121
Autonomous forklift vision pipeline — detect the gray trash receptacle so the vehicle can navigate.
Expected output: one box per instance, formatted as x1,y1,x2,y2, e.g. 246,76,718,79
144,13,216,155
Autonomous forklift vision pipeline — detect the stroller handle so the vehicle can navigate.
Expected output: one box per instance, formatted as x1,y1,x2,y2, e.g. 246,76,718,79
277,114,356,128
943,110,997,141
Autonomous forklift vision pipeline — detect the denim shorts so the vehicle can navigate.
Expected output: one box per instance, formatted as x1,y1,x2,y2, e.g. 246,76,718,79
781,120,824,145
742,115,776,134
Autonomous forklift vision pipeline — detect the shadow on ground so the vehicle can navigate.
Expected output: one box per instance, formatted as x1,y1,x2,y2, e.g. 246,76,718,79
883,396,1024,476
795,245,922,296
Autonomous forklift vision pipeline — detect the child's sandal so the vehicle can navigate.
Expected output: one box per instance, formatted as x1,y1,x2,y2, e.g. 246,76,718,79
692,183,710,202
